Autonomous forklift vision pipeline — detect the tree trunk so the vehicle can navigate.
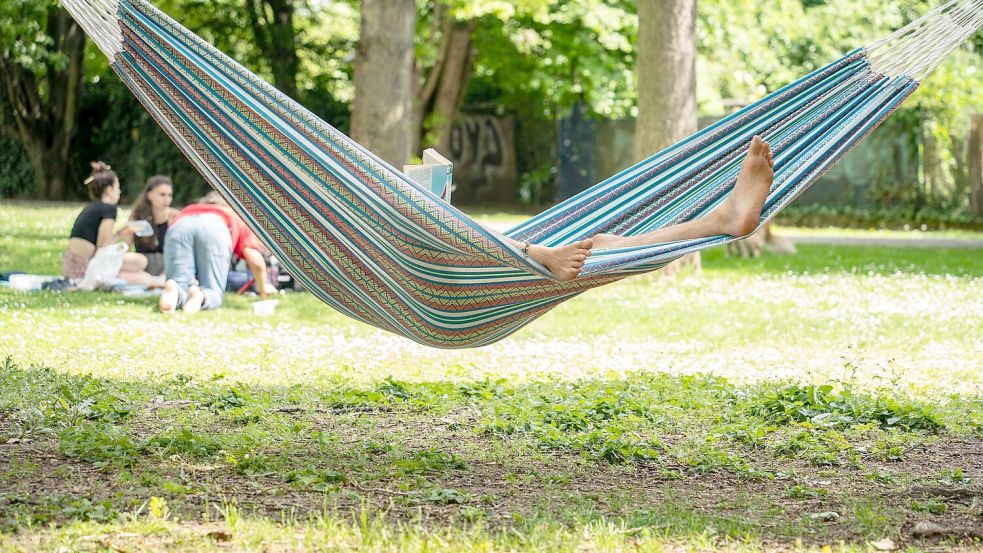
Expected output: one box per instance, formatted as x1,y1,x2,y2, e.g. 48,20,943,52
969,114,983,216
635,0,698,274
22,136,68,201
414,12,475,156
244,0,299,98
351,0,416,167
634,0,697,161
0,6,85,199
922,128,944,201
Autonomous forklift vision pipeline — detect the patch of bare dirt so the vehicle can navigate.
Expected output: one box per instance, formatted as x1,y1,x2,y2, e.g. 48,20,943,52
2,407,982,550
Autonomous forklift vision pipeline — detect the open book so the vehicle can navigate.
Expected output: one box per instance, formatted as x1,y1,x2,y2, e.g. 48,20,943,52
403,148,454,203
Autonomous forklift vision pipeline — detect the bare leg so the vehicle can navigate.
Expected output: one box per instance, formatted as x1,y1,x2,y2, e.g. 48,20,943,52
119,252,165,287
119,270,166,288
492,137,772,280
503,236,593,282
593,136,775,250
121,252,148,272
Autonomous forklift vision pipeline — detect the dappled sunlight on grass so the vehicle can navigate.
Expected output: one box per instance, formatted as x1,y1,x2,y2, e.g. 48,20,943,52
2,264,980,396
2,202,981,397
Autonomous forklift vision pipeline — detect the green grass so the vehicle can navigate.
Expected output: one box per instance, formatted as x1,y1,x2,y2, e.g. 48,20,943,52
1,201,982,552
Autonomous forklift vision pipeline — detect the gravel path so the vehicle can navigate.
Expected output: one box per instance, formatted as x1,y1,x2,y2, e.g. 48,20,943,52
785,234,983,249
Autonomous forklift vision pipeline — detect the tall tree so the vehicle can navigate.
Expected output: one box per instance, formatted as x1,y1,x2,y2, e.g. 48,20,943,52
634,0,696,160
0,2,85,200
351,0,416,167
414,3,476,155
970,114,983,216
416,0,638,154
635,0,698,271
244,0,299,98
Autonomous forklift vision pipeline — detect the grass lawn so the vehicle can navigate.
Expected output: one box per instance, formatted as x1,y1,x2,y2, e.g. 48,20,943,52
1,201,982,552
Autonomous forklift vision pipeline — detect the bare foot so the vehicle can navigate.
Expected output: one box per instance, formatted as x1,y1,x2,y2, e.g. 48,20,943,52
183,285,205,313
591,233,619,250
718,135,775,237
159,279,179,314
583,136,775,252
526,238,593,281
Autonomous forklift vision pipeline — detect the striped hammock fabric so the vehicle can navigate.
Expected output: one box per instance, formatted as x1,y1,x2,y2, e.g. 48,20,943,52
61,0,983,348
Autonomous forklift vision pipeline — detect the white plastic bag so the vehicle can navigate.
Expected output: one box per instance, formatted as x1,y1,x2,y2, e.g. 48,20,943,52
77,242,128,291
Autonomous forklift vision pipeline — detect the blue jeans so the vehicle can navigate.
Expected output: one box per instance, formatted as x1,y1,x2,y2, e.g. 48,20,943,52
163,214,232,309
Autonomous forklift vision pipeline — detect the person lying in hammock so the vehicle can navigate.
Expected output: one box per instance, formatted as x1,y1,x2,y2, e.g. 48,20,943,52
515,136,775,281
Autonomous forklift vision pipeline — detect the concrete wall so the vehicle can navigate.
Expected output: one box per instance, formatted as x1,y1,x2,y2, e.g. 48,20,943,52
561,114,920,206
444,114,518,204
443,109,919,208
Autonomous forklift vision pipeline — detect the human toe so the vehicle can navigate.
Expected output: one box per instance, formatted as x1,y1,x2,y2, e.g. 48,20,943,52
749,135,765,154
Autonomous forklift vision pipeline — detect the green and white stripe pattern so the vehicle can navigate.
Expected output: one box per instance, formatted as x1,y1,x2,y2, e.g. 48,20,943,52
61,0,982,347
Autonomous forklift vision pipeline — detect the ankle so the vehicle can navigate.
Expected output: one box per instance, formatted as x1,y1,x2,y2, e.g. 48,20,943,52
734,215,759,237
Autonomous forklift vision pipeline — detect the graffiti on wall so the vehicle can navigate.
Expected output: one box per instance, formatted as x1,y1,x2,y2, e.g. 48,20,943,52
446,115,517,204
561,109,918,208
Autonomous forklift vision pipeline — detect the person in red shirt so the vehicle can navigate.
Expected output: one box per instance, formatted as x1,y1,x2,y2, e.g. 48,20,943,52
159,191,271,313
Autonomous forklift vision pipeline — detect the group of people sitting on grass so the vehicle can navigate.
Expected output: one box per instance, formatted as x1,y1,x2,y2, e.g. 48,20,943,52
63,161,272,313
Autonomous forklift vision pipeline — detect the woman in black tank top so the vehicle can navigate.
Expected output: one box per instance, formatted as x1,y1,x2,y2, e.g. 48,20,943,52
128,176,180,276
63,161,164,288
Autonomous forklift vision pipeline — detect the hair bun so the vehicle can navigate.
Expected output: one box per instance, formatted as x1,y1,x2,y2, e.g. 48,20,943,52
90,161,112,173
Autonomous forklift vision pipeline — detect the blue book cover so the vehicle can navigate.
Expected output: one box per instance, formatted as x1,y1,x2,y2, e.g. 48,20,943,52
404,148,454,203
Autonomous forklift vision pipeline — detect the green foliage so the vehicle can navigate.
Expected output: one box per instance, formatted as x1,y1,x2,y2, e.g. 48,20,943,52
317,377,452,411
414,488,469,504
71,76,211,203
3,0,355,203
53,374,133,424
780,203,983,231
225,446,278,476
0,495,119,531
3,0,979,207
675,440,760,476
147,496,170,520
0,137,35,198
754,383,944,432
392,449,467,475
0,0,66,75
205,385,252,411
284,467,345,491
141,427,223,458
465,0,636,119
785,484,828,499
935,467,969,485
479,374,724,463
869,430,932,462
696,0,983,210
59,422,138,467
774,429,860,467
458,377,508,399
0,344,982,546
910,498,947,514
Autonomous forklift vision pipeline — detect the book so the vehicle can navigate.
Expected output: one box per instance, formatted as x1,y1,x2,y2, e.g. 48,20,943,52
403,148,454,203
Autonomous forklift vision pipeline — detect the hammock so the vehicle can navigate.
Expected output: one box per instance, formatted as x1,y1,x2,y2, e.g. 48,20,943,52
61,0,983,348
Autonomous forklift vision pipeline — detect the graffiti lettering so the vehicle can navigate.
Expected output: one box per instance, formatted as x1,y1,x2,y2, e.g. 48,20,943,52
445,115,516,203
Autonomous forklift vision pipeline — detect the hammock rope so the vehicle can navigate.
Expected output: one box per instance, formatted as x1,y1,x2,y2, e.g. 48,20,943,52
60,0,983,347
